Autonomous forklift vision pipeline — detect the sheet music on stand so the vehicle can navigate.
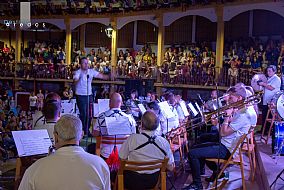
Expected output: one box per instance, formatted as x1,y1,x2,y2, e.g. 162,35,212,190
194,102,202,114
158,101,175,119
61,102,75,115
188,102,198,117
105,116,133,135
98,99,110,114
179,101,190,117
138,104,146,114
93,103,100,117
12,130,52,157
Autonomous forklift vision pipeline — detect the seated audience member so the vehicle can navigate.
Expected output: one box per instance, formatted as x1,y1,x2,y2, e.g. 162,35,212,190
33,93,61,142
184,86,257,190
119,111,174,190
19,114,111,190
93,92,136,159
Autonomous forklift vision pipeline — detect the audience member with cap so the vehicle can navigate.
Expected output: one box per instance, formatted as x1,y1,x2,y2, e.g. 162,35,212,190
19,114,111,190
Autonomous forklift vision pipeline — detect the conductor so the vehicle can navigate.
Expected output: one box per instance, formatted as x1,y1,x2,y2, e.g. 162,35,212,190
73,57,109,136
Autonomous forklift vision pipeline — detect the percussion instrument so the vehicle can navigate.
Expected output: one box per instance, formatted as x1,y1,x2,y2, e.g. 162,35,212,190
272,121,284,155
270,91,284,119
251,74,267,92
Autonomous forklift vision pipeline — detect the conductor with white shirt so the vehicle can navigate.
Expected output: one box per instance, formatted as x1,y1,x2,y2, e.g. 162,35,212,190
73,57,109,136
258,65,281,134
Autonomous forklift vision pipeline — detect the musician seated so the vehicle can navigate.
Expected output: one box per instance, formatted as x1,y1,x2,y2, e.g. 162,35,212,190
93,93,136,160
184,86,257,190
165,93,181,132
147,101,166,136
119,111,174,190
33,93,61,142
204,90,223,112
19,114,111,190
125,89,140,119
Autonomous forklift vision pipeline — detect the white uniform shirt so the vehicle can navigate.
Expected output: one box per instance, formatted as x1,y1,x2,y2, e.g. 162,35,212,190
119,130,174,174
165,105,179,133
73,69,99,95
221,107,257,153
93,108,136,158
263,74,281,105
18,146,111,190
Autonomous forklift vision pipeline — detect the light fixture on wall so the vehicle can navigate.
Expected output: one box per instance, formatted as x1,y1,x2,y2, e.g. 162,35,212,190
105,24,113,38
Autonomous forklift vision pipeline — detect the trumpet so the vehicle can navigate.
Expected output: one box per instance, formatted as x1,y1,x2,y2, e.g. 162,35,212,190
184,92,262,129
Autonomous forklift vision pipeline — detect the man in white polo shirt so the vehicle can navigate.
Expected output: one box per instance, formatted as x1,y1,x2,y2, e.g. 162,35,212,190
73,57,109,136
258,65,281,134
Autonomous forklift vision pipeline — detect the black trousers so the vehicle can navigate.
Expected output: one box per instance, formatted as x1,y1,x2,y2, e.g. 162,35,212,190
124,170,160,190
76,95,93,134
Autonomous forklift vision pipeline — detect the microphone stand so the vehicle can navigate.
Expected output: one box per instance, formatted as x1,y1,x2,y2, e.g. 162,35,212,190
85,74,90,150
215,82,221,190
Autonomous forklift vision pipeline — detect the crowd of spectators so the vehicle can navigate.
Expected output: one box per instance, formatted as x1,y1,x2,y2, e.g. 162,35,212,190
0,0,219,17
1,38,283,87
160,38,284,86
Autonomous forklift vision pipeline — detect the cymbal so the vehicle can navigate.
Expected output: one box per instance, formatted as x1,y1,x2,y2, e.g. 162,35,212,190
251,73,267,92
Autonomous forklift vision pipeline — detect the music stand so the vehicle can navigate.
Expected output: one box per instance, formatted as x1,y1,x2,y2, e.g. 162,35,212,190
158,101,175,134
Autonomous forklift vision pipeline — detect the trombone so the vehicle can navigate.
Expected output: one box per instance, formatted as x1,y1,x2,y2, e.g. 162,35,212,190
184,92,262,130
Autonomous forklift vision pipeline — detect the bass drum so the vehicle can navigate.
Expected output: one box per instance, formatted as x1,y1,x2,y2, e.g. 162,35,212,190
270,91,284,119
272,122,284,154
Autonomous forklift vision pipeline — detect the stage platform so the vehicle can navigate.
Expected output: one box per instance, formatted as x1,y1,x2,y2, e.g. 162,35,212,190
256,135,284,190
0,135,282,190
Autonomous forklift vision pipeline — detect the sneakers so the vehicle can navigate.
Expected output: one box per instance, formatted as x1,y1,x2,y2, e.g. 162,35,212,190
205,172,225,182
183,183,203,190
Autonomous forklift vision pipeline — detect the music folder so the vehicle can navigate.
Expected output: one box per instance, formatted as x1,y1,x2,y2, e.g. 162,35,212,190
138,103,147,114
12,130,52,157
179,101,190,117
158,101,175,119
105,116,134,135
188,102,198,117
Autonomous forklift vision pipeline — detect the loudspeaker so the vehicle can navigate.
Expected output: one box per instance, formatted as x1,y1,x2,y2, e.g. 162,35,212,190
125,79,143,99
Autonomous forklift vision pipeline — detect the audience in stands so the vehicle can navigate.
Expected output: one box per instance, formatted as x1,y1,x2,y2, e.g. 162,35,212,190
2,38,283,87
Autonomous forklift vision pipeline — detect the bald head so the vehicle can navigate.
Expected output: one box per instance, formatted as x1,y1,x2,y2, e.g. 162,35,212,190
110,93,122,109
142,111,159,131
